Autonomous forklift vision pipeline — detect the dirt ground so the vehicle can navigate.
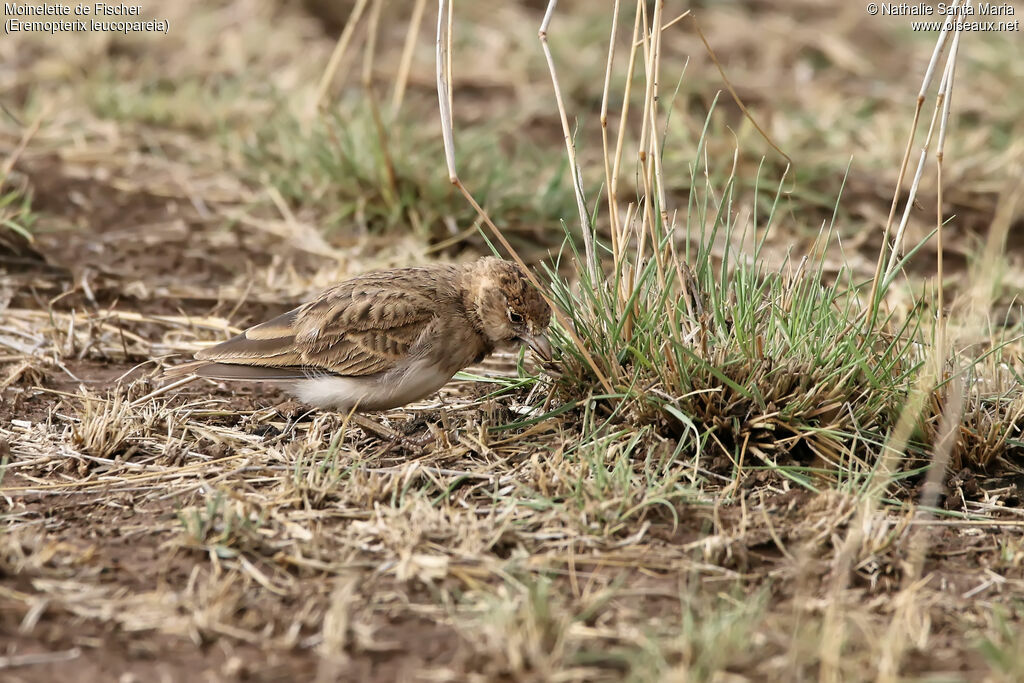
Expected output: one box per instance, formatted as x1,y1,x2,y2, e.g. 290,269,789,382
4,0,1024,681
5,209,1024,678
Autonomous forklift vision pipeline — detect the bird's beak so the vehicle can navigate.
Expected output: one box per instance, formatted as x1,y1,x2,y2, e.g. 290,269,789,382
520,333,553,362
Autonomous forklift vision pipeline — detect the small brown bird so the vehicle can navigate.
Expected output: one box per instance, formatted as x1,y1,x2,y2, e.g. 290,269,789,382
165,257,552,411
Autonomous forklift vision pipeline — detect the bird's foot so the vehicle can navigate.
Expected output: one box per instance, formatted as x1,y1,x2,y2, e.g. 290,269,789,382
345,413,432,456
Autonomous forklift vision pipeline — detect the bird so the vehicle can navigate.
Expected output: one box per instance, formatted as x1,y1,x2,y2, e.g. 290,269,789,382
164,257,552,412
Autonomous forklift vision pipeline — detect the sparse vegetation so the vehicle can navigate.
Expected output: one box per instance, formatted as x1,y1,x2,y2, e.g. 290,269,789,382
3,1,1024,680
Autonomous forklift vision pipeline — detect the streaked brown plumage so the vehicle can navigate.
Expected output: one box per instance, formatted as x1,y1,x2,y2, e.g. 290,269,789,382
164,257,552,411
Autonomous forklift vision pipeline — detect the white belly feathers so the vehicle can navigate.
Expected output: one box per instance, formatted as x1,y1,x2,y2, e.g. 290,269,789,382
291,357,456,411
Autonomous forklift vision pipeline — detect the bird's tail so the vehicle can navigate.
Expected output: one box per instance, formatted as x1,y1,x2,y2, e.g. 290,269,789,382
162,360,307,382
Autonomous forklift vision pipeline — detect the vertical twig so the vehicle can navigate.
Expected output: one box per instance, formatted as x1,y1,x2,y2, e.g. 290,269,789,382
881,2,965,287
612,3,645,325
933,24,961,364
391,0,428,116
436,0,458,182
434,0,614,395
539,0,597,282
866,2,960,322
312,0,371,116
361,0,383,87
611,2,644,219
634,1,651,279
599,0,622,263
446,0,454,133
641,0,668,291
362,0,399,201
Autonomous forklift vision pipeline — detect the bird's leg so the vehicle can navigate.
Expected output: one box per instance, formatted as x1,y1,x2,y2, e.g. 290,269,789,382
405,429,439,449
349,413,403,442
427,394,455,449
266,399,315,440
350,413,430,455
394,409,446,449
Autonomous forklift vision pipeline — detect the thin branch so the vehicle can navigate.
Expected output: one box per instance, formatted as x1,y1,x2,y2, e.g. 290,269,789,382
934,23,961,358
539,0,597,282
391,0,429,116
312,0,371,116
866,5,959,322
434,0,614,395
599,0,622,261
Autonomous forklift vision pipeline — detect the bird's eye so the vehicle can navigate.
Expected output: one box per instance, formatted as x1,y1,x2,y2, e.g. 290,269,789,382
509,311,524,324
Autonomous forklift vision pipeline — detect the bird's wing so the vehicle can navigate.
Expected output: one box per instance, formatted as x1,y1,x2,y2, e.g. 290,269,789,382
185,278,440,380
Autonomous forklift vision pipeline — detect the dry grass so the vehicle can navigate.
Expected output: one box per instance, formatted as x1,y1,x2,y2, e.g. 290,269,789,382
3,0,1024,680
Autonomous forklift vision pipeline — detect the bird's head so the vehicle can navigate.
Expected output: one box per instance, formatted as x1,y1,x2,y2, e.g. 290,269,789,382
468,257,552,361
